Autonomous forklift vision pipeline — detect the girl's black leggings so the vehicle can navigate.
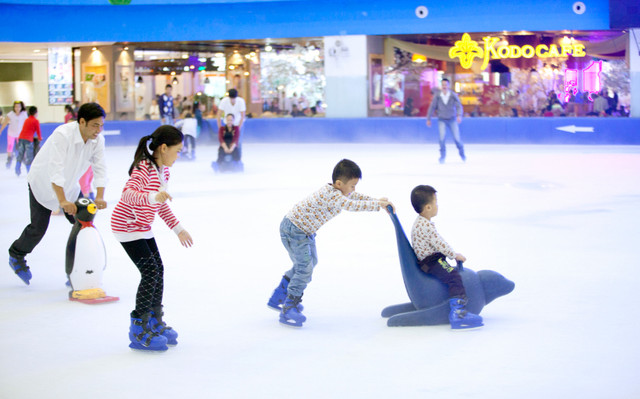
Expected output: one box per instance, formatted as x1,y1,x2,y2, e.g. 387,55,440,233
121,238,164,318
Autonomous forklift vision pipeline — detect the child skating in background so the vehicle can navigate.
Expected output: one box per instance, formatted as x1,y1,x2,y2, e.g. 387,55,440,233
15,106,41,176
111,125,194,351
267,159,395,327
410,185,483,330
174,112,197,160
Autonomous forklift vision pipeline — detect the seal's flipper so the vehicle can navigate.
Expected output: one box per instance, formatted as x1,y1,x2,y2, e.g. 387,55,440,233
381,302,416,318
387,302,450,327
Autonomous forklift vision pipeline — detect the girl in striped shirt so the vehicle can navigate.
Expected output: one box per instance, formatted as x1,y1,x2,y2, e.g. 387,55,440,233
111,125,193,351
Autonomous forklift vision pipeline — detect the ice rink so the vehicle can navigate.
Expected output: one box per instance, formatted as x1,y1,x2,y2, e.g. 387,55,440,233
1,142,639,399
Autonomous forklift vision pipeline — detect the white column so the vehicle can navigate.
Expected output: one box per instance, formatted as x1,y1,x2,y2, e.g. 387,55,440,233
323,35,368,118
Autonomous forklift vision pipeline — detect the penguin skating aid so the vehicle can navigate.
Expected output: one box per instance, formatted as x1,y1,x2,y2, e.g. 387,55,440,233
66,198,119,304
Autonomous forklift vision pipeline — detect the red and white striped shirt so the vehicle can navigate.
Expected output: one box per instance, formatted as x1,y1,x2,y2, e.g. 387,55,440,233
111,159,183,242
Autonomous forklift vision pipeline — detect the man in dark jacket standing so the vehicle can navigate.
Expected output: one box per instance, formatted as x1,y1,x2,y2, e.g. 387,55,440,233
426,79,465,164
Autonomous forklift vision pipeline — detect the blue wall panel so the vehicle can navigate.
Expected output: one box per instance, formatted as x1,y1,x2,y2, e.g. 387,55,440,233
2,117,637,156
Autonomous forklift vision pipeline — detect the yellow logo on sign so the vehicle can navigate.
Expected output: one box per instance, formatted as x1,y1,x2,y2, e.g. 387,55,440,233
448,33,483,69
450,33,587,70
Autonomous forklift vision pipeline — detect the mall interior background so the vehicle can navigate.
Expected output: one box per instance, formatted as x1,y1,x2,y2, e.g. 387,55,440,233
0,0,638,144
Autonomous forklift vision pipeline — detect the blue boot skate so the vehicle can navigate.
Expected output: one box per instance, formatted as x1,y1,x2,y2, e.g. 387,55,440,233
9,256,31,285
267,276,303,312
129,313,168,351
149,306,178,346
449,298,483,330
279,295,306,328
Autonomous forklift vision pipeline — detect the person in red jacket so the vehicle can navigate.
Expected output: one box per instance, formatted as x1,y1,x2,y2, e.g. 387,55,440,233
217,113,241,163
15,106,42,176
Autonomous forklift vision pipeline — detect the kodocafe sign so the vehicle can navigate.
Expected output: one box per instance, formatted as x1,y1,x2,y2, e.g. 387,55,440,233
449,33,586,70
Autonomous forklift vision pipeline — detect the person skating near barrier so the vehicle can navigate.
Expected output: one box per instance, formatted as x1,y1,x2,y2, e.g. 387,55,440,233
426,79,466,164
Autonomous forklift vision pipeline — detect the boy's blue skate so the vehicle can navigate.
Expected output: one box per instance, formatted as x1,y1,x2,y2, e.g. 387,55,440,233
449,298,483,330
9,256,31,285
279,295,306,328
129,313,168,351
267,276,303,312
149,306,178,346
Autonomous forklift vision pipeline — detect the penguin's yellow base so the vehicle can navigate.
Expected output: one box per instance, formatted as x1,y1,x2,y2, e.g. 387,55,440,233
69,288,119,305
71,288,106,300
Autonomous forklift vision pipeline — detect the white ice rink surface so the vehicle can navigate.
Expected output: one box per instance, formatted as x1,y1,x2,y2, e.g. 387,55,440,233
1,142,639,399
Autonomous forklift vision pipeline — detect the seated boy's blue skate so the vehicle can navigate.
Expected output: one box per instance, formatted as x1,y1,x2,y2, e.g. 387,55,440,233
279,295,306,328
381,205,514,328
449,298,484,330
9,256,32,285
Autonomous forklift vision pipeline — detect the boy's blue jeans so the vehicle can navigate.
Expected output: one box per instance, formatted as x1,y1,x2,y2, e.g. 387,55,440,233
280,217,318,297
437,118,465,159
15,139,34,174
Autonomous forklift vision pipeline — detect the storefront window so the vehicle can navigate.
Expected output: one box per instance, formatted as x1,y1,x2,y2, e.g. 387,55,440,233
259,43,325,117
381,31,631,117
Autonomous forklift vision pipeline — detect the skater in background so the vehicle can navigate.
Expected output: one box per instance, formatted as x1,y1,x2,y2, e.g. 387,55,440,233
216,88,245,130
110,125,193,351
78,167,95,200
64,104,77,123
158,84,175,125
217,113,241,163
0,100,28,169
426,79,465,164
410,185,483,329
15,106,41,177
267,159,395,327
7,103,108,285
175,112,198,160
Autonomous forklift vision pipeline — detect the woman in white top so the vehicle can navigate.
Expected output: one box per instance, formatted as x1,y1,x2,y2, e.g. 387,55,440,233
0,101,28,168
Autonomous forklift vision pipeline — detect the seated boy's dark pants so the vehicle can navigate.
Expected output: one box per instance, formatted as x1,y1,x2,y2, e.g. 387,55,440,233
9,185,75,259
217,145,241,162
419,253,466,299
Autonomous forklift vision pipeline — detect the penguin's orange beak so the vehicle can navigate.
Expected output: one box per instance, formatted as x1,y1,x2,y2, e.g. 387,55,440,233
88,203,97,214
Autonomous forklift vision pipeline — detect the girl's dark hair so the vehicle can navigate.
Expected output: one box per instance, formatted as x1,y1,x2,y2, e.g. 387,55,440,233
411,185,437,213
28,106,37,116
13,101,26,113
128,125,184,175
332,159,362,183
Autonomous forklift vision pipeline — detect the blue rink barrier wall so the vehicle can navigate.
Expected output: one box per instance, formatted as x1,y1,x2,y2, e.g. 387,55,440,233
2,117,639,153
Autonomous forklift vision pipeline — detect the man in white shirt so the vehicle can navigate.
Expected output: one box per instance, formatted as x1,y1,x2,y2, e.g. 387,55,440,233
8,103,108,285
216,88,246,129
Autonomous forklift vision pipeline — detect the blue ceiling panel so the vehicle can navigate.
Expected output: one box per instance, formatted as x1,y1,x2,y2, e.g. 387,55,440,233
0,0,611,43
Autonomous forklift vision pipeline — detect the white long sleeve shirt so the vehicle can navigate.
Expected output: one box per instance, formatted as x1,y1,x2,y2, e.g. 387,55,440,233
27,121,107,211
410,215,456,261
175,117,198,138
286,184,381,236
